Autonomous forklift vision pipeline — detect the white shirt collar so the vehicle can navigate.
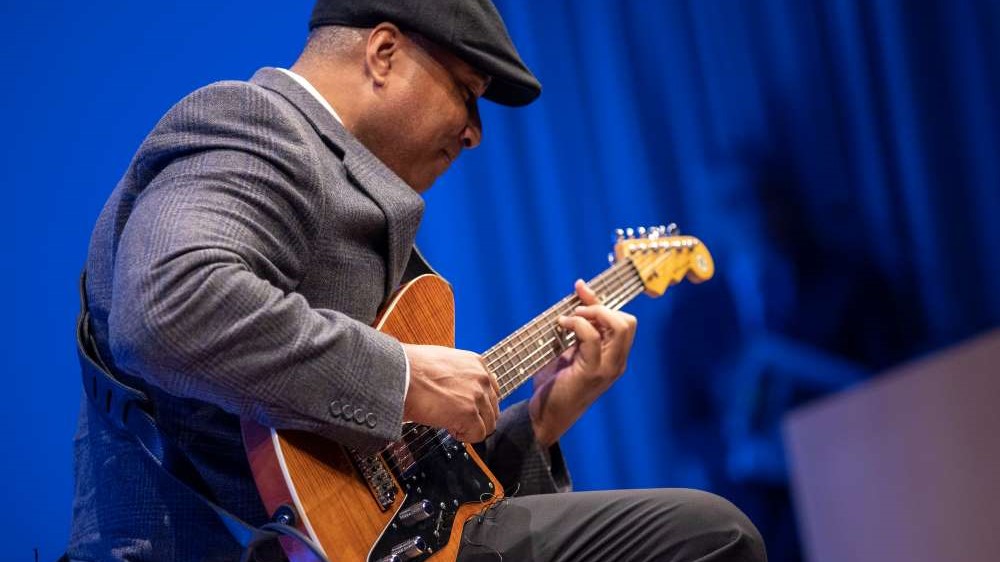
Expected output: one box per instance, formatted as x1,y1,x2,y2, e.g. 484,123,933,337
276,67,345,126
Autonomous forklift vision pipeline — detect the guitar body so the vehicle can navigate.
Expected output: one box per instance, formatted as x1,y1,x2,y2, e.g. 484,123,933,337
242,274,503,562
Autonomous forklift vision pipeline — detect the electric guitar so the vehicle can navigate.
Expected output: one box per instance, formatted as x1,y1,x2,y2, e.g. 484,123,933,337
242,225,715,562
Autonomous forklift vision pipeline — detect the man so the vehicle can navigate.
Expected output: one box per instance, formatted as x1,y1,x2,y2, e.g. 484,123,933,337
66,1,766,560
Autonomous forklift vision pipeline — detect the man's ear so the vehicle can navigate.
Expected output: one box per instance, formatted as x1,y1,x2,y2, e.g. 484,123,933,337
365,22,403,87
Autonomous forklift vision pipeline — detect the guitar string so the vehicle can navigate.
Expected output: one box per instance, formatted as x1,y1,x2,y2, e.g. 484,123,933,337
380,244,693,474
381,243,692,473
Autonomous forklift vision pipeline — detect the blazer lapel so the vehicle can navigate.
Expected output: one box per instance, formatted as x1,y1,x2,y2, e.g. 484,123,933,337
250,68,425,296
341,148,424,296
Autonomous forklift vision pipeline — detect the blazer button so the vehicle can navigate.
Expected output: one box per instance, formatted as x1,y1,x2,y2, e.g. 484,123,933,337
353,407,366,424
365,413,377,428
328,400,343,417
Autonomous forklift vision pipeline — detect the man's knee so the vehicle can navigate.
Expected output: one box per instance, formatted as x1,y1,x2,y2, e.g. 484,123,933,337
676,489,766,561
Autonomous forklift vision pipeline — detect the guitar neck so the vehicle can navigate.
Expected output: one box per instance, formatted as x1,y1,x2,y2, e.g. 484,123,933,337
483,259,645,399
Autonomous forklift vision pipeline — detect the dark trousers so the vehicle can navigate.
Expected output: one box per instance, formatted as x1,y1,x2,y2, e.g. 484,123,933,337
60,489,765,562
457,489,766,562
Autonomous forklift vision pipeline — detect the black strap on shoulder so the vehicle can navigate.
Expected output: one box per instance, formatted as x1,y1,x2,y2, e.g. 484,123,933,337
76,272,328,561
401,245,438,283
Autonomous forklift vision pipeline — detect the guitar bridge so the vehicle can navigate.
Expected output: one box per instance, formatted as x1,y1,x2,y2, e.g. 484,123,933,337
348,448,398,511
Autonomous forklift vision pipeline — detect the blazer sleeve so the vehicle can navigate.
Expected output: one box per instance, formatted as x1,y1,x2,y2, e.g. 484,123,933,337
106,81,407,453
477,401,572,495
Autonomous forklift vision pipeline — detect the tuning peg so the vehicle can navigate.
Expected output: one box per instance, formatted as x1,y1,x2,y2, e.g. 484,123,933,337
648,226,660,239
608,252,616,264
665,223,680,236
625,227,635,239
637,226,647,238
614,228,625,242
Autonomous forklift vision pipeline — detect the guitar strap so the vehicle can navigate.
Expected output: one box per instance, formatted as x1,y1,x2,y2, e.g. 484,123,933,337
401,244,438,281
74,246,434,560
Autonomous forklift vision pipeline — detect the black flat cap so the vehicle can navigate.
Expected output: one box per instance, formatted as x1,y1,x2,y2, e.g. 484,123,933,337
309,0,541,106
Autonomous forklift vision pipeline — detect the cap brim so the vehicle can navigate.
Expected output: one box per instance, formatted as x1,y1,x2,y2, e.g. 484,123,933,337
483,76,541,107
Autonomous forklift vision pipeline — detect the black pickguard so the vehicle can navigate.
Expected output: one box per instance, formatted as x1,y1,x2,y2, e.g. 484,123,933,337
367,432,496,562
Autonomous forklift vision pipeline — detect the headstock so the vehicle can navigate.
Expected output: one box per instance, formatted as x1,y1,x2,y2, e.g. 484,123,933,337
611,223,714,297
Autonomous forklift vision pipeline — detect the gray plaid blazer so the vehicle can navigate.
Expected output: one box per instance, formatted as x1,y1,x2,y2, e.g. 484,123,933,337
66,68,568,561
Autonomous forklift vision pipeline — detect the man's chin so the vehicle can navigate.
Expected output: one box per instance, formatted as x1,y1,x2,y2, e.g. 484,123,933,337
410,172,438,194
413,163,451,193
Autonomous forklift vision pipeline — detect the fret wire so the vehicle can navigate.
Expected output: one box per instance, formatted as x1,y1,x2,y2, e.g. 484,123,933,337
501,279,645,395
483,259,633,361
487,300,590,377
484,259,636,372
495,278,646,397
486,261,639,388
497,279,646,397
490,263,642,393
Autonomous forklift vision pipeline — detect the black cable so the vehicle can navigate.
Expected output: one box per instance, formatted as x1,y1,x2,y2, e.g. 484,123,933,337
243,522,331,562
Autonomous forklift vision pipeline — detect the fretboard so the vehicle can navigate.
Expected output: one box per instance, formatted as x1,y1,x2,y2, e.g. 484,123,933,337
482,259,645,399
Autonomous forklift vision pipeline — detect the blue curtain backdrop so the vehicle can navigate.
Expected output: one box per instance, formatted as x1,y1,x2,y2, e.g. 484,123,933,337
3,1,998,560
